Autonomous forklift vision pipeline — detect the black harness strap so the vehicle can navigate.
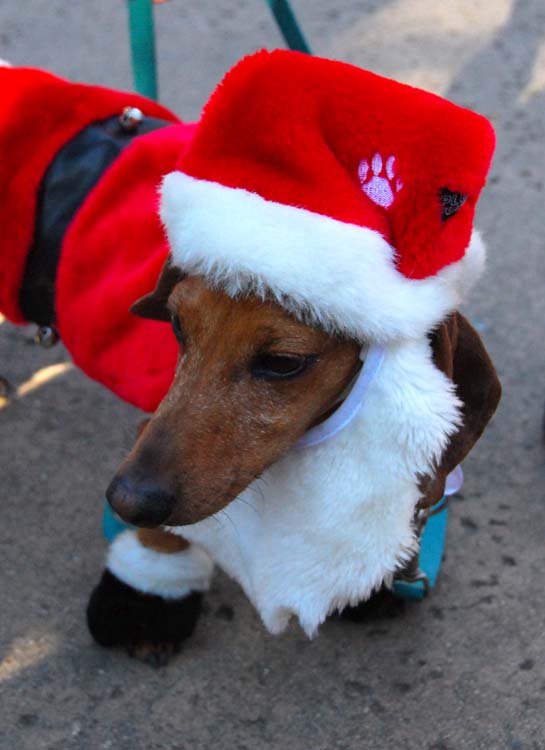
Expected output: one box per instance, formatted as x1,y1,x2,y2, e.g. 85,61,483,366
19,113,170,327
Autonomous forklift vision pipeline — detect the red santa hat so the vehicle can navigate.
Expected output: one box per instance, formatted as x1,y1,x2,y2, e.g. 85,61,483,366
160,50,495,342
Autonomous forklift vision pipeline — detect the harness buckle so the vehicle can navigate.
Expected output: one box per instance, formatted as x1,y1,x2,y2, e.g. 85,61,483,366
391,497,449,600
393,553,431,597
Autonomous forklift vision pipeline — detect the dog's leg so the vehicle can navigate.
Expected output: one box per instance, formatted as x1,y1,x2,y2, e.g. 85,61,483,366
87,527,213,666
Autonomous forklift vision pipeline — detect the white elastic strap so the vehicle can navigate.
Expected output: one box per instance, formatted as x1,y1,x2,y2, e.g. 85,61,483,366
295,344,386,449
444,464,464,496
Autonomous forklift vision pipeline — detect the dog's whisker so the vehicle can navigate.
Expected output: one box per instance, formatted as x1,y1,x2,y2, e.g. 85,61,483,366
255,472,270,489
219,508,235,527
210,511,224,529
236,495,260,515
250,483,266,505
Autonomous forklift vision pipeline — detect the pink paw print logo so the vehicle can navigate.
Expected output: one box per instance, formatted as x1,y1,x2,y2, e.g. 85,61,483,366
358,153,403,209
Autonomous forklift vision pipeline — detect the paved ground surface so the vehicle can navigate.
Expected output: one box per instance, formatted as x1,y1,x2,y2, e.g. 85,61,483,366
1,1,544,748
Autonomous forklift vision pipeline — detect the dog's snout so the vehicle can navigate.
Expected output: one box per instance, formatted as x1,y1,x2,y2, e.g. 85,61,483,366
106,474,176,528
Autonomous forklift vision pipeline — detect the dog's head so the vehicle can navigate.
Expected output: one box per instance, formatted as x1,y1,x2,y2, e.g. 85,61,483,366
107,259,501,530
107,261,361,527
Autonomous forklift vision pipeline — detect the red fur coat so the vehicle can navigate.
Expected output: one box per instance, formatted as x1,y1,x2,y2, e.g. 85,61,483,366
0,67,193,411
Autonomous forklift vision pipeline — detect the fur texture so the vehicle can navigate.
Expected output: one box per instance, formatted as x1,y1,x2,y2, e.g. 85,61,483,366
87,569,203,657
166,336,461,636
55,124,197,411
107,529,213,599
162,49,495,342
0,66,178,324
162,171,486,341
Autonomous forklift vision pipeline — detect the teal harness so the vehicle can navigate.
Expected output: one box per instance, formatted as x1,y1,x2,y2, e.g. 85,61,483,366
392,497,449,600
105,0,451,604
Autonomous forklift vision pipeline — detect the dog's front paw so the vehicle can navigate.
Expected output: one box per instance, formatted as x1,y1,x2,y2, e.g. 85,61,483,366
87,570,202,666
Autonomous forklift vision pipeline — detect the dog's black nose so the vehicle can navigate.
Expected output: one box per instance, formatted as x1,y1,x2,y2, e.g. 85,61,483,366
106,474,176,527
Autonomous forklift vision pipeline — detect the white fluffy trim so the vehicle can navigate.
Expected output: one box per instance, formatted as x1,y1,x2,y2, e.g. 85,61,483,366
160,171,485,342
169,337,461,637
107,530,214,599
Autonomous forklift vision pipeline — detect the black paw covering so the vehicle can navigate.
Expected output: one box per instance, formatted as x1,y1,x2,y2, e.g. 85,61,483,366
339,586,407,622
87,569,202,653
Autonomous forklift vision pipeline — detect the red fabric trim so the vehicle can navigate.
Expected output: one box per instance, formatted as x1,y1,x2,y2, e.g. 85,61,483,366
57,125,196,412
0,67,179,323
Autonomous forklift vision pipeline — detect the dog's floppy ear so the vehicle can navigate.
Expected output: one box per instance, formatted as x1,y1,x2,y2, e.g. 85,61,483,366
419,312,501,508
131,257,185,321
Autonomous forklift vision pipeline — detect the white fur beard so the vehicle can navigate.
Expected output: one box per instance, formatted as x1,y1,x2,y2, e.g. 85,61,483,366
168,336,461,637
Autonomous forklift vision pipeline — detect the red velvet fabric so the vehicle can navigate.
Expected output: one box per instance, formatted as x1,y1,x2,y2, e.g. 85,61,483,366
56,125,196,412
0,67,179,323
0,67,190,411
180,50,495,280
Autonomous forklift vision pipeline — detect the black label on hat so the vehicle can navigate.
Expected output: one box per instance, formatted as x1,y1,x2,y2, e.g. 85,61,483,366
439,188,468,221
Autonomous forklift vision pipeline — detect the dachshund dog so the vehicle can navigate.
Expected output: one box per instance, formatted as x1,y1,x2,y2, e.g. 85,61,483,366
0,52,500,665
87,272,499,663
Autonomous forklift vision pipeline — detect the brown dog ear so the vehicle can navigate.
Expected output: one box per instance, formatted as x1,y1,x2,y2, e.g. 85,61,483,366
130,257,185,321
419,312,501,508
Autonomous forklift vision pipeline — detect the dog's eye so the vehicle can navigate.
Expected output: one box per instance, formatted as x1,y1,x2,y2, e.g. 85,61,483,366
439,188,468,221
251,353,316,380
171,313,185,346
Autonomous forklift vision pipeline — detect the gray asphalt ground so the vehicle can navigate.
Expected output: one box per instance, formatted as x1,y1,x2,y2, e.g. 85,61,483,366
1,1,544,748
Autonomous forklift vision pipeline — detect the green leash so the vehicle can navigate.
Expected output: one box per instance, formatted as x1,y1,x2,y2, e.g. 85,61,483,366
126,0,311,100
127,0,158,100
265,0,311,53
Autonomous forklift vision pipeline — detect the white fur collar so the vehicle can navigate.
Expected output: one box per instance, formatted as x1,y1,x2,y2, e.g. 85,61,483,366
169,337,461,637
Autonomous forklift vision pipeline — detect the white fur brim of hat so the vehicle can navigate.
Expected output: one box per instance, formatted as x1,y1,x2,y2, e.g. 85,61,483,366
160,171,485,342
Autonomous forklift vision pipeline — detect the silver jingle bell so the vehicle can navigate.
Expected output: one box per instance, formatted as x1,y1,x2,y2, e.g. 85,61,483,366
119,106,145,133
35,325,60,348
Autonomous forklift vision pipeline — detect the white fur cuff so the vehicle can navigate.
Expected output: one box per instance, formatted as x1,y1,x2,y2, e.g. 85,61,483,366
107,530,214,599
161,171,485,342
